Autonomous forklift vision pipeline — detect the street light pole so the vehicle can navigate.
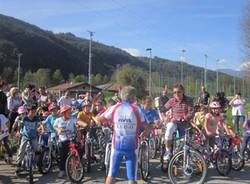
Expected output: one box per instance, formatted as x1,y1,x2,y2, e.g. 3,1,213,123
204,54,208,87
88,30,94,95
146,48,152,96
17,53,23,89
181,49,186,85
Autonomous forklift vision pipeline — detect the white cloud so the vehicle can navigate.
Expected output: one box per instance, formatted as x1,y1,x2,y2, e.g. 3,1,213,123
217,59,226,64
240,61,250,70
122,48,141,57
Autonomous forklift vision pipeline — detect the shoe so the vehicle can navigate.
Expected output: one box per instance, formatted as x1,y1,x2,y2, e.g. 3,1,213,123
163,153,172,161
57,171,65,178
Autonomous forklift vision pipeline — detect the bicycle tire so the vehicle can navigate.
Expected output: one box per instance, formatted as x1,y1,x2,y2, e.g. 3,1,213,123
38,149,52,174
105,144,111,177
168,150,207,184
65,152,84,183
160,144,168,172
215,149,232,176
231,149,245,171
28,154,33,184
149,137,157,159
139,143,149,181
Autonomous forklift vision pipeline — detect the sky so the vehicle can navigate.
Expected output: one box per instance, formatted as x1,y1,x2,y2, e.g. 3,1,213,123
0,0,247,71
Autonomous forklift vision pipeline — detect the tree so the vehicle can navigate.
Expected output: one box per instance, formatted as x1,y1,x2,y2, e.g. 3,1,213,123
68,73,75,83
52,69,64,85
115,64,147,98
74,75,87,83
35,68,51,87
1,67,13,83
23,70,35,85
94,73,103,85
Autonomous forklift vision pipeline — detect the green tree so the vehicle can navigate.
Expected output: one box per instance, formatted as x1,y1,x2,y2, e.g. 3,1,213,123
68,73,75,83
1,67,13,83
35,68,51,87
94,73,103,85
52,69,64,86
103,75,109,84
115,64,147,98
74,75,87,83
23,70,35,85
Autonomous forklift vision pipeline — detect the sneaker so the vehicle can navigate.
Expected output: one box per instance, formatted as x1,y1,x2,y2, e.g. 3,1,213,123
163,153,172,161
57,171,65,178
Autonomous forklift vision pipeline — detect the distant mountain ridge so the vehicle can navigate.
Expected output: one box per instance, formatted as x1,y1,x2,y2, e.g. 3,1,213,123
0,14,234,84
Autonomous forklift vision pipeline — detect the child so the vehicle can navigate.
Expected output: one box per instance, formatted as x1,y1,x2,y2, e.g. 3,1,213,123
0,114,13,163
241,112,250,156
54,105,76,178
15,103,44,175
192,105,207,132
204,101,231,148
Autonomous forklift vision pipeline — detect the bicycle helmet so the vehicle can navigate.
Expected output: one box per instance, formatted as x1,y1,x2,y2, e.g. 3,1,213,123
209,101,221,108
81,100,91,107
48,103,58,112
18,105,27,114
60,104,72,114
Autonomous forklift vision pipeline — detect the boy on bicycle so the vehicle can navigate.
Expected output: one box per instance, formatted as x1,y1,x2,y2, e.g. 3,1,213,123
15,103,44,174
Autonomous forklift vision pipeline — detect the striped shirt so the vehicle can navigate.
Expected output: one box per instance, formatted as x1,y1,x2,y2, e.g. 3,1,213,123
162,96,194,122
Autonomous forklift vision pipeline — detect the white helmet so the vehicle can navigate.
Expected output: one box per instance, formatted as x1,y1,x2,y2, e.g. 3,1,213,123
209,101,221,108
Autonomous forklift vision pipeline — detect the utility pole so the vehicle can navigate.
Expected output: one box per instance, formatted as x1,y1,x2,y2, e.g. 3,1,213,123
204,54,208,87
146,48,152,96
17,53,23,89
180,49,186,85
88,31,94,95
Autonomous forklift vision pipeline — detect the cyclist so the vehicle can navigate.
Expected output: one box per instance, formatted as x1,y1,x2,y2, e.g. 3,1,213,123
192,105,207,132
54,105,76,178
160,84,193,161
15,103,44,175
77,101,95,128
142,96,160,127
241,112,250,156
99,86,151,184
203,101,231,148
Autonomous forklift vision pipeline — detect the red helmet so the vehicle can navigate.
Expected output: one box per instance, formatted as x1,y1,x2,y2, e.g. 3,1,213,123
60,105,72,114
48,103,58,112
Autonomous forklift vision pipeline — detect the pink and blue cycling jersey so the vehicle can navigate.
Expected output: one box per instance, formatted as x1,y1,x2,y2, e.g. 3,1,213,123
101,101,148,150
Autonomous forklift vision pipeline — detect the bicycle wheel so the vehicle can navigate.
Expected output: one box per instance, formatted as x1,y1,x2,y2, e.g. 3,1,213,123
139,143,149,181
84,143,91,173
38,149,52,174
168,150,207,184
105,144,111,177
65,152,84,183
231,148,244,171
215,149,232,176
243,148,250,161
148,137,157,159
160,144,168,172
28,154,34,184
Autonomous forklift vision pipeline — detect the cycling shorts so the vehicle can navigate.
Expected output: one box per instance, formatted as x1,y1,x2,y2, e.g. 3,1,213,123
108,147,139,181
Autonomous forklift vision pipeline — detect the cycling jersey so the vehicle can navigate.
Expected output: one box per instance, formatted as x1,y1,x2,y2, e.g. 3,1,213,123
101,101,148,150
142,108,160,123
21,116,40,141
101,101,147,181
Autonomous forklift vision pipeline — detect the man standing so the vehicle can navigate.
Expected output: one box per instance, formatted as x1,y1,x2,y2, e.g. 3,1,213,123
198,86,210,106
100,86,151,184
0,80,8,116
229,92,246,134
159,88,169,109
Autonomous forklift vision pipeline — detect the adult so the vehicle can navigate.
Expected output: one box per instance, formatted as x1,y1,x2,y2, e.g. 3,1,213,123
229,92,246,134
7,87,22,133
100,86,151,184
198,86,210,106
38,86,49,107
159,88,169,109
0,80,8,116
58,91,72,107
160,84,194,161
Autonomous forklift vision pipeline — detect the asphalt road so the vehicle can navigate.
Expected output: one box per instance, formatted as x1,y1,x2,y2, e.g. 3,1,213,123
1,158,250,184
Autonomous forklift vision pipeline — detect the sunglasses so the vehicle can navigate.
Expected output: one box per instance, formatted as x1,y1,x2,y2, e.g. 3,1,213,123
173,91,182,94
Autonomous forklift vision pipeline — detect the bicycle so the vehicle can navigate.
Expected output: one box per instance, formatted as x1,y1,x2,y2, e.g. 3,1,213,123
138,137,150,181
168,127,207,184
65,131,84,183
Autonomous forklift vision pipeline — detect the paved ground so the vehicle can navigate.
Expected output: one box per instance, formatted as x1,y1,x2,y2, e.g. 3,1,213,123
1,158,250,184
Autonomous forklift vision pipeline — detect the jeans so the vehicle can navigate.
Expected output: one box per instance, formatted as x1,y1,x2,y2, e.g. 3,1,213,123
58,140,70,171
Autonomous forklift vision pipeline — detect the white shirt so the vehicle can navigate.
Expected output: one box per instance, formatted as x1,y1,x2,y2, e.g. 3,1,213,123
7,97,21,111
58,96,72,107
0,114,9,140
231,99,245,116
54,117,76,142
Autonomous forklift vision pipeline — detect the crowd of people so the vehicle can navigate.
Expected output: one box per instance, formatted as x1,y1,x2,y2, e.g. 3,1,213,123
0,79,249,184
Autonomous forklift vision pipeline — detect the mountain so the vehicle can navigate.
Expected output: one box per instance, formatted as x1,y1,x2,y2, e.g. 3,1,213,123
218,69,246,78
0,14,234,84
